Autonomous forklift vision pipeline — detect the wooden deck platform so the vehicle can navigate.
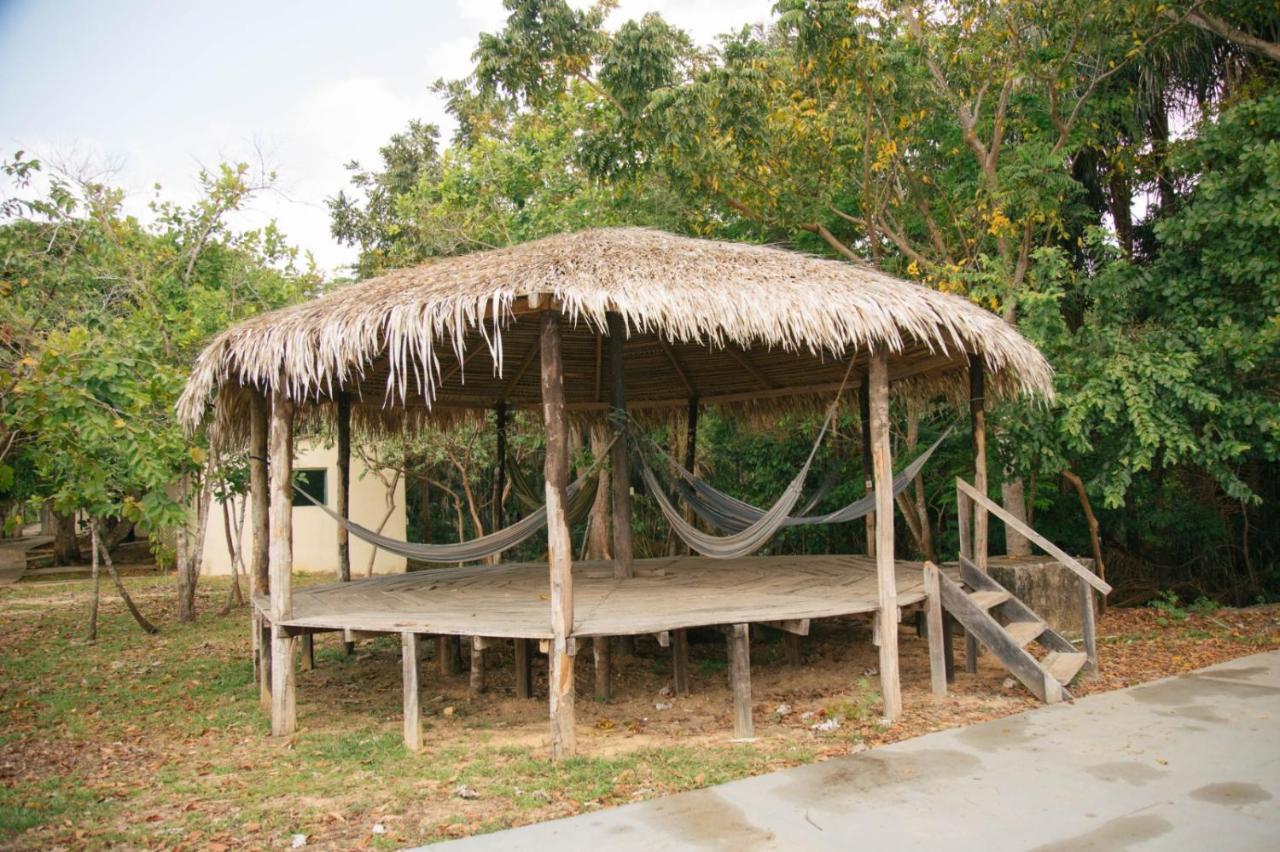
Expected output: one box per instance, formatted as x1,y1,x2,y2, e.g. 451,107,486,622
253,554,935,639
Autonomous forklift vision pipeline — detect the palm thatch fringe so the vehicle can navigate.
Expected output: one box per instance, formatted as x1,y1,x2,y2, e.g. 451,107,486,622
180,228,1052,444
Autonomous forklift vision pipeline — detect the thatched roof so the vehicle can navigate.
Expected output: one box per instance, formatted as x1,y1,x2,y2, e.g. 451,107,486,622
179,228,1052,440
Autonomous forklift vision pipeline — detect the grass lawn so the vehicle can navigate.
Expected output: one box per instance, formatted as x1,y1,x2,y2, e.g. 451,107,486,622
1,570,1276,849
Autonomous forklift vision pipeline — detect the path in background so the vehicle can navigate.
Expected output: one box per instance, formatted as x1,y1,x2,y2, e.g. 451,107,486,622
429,652,1280,851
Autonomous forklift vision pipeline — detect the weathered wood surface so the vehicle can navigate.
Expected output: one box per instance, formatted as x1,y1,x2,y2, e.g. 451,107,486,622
956,479,1112,595
249,555,933,639
937,569,1061,703
268,390,295,736
671,628,690,694
727,623,753,739
593,637,611,700
248,392,270,596
607,312,634,581
514,637,533,699
869,350,902,721
541,310,576,760
402,632,423,751
923,562,947,696
470,635,486,695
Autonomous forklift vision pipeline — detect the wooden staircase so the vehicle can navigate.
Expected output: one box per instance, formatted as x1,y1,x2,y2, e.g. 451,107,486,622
937,556,1089,703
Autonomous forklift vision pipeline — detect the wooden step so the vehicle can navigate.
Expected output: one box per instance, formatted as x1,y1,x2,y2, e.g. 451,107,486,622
1004,620,1046,648
967,589,1012,610
1042,650,1088,685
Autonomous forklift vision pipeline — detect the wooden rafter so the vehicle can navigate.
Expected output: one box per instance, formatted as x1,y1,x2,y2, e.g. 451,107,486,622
501,334,541,397
724,344,776,389
656,336,697,398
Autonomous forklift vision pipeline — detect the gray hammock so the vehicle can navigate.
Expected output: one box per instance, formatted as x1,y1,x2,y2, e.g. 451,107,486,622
637,408,837,560
293,470,594,564
661,428,953,534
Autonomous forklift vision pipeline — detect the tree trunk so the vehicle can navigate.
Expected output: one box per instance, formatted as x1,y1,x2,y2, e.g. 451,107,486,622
87,523,102,642
1002,477,1032,557
585,423,612,561
95,520,158,634
52,510,80,565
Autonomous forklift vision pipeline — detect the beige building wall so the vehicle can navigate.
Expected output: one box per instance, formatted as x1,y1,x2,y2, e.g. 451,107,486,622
201,441,407,576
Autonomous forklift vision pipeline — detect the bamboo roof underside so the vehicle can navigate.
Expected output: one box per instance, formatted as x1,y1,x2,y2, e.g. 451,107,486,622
179,228,1053,443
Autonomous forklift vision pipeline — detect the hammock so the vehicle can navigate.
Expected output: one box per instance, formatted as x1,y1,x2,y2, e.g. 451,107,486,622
506,452,599,525
636,405,838,560
294,469,595,564
662,428,953,533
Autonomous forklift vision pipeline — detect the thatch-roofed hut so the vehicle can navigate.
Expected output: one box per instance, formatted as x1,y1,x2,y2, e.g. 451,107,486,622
181,227,1060,759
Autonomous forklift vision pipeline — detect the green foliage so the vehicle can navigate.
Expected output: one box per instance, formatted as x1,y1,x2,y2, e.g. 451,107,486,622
319,1,1280,601
1,153,316,540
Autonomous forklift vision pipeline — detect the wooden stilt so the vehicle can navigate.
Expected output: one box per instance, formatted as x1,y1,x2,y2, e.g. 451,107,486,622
924,562,947,696
672,629,691,695
336,392,354,656
515,638,533,699
869,349,903,720
943,612,957,684
270,623,295,737
470,636,486,696
727,624,753,739
402,632,423,752
300,634,314,671
593,637,611,701
268,389,296,737
783,632,803,667
438,635,460,677
258,616,272,709
541,310,577,760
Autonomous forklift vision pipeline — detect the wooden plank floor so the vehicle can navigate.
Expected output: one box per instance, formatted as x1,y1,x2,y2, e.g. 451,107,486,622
254,555,935,639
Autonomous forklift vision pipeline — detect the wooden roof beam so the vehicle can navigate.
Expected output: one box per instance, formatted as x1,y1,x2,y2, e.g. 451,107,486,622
724,344,776,390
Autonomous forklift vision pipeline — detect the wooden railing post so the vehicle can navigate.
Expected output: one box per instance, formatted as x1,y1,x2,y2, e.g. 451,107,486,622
923,562,947,696
1079,577,1099,678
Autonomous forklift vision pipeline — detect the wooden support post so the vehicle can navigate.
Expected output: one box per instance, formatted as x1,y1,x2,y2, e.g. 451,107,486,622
300,634,314,671
607,312,634,583
727,624,753,739
438,635,460,677
923,562,947,696
541,310,577,760
672,629,691,695
515,638,533,699
249,391,270,598
336,392,354,656
1080,578,1099,678
402,632,423,752
969,355,989,570
268,389,296,737
494,401,508,536
869,349,903,721
258,616,272,708
470,636,486,696
859,377,876,558
966,355,988,674
593,637,611,701
783,632,803,667
943,612,957,684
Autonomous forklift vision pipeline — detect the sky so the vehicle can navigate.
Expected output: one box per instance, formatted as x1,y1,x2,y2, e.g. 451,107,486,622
0,0,776,275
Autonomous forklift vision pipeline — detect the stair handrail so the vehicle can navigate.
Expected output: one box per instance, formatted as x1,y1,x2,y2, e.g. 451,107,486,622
955,478,1111,595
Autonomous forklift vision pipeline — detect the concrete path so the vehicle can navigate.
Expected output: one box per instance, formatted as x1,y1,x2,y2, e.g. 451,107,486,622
428,652,1280,851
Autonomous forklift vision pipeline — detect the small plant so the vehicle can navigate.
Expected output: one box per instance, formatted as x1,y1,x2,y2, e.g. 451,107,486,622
697,658,727,677
1188,596,1220,616
1149,590,1188,624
